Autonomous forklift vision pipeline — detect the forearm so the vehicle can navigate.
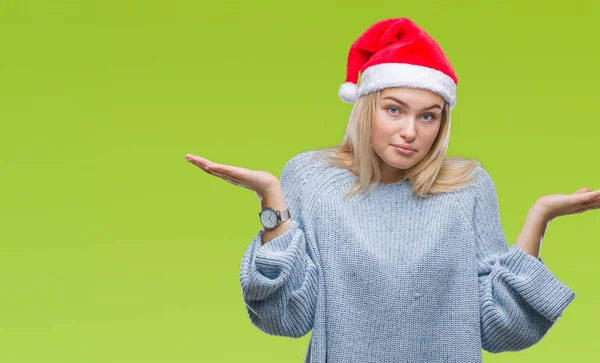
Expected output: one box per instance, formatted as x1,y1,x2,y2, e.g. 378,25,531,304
514,203,550,259
260,182,291,245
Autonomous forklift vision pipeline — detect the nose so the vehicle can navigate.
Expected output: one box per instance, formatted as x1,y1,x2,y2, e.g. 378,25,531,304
398,117,416,141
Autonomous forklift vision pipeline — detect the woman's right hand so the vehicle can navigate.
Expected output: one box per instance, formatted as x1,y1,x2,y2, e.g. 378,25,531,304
185,153,281,199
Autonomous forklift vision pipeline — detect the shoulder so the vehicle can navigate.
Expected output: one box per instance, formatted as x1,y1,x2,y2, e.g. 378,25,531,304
470,164,497,199
451,164,498,218
280,150,324,186
451,163,495,196
444,157,492,189
282,149,320,174
283,150,318,170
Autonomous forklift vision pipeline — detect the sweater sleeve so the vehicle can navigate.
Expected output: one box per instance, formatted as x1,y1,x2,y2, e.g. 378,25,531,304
472,166,576,353
239,152,319,338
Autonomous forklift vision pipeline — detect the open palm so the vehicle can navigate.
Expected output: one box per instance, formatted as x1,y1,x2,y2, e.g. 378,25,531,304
185,153,280,198
536,187,600,221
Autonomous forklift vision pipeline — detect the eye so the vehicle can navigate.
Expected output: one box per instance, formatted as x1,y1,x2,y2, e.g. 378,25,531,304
386,106,402,115
421,112,437,121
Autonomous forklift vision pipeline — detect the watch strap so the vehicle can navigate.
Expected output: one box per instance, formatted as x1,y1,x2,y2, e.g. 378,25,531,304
279,208,291,222
258,207,291,230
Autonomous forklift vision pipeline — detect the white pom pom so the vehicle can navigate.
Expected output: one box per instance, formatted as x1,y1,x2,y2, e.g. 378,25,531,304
338,82,358,103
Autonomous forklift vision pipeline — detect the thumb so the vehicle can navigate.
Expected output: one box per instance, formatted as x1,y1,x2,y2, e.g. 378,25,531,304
574,187,591,194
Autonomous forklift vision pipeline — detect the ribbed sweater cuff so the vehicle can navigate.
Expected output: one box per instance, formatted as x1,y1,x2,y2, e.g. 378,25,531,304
240,219,306,301
254,219,303,280
258,219,301,254
502,244,576,322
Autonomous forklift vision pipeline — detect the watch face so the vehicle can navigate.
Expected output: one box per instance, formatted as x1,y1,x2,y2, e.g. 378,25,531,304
260,208,278,229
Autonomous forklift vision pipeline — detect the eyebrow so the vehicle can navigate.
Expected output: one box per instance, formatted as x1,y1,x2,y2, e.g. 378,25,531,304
382,96,443,111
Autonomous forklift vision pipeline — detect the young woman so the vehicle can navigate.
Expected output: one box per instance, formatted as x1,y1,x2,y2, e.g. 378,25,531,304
186,18,599,363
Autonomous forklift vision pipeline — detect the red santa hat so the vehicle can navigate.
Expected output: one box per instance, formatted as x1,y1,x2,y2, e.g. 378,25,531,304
338,18,458,109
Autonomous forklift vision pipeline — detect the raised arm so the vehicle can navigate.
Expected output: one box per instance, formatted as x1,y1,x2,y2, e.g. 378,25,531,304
470,166,575,353
239,152,320,338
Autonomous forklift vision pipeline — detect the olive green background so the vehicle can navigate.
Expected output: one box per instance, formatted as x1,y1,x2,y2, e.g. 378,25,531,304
1,0,597,362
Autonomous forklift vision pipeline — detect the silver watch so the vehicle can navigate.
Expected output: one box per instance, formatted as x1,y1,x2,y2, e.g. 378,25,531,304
258,207,291,230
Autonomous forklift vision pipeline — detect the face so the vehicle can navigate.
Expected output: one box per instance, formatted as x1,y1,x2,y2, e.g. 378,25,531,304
370,87,444,183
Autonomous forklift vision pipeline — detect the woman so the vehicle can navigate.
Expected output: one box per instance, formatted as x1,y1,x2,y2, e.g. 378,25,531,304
185,18,599,363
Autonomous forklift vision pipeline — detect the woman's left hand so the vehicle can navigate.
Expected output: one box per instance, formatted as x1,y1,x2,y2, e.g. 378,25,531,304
534,187,600,222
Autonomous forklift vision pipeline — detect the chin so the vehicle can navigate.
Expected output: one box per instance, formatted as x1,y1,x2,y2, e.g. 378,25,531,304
384,157,412,169
392,163,412,169
390,155,423,169
389,150,416,160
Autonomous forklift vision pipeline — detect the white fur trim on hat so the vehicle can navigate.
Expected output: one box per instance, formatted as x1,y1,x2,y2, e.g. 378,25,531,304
358,63,457,108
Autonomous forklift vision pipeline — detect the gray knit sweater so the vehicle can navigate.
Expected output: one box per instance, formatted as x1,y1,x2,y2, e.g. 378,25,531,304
239,150,575,363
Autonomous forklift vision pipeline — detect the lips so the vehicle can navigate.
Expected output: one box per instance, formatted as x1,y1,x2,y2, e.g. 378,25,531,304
392,144,416,151
392,145,416,155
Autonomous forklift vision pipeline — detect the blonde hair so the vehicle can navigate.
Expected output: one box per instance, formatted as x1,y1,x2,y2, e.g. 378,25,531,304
309,89,481,200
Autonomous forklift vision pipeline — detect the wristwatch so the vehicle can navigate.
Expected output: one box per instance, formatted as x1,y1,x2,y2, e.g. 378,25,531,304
258,207,291,230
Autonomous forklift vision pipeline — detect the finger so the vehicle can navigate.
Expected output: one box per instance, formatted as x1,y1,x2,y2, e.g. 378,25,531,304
587,198,600,208
574,188,591,194
221,176,251,190
186,156,253,189
218,173,243,186
575,204,600,214
185,155,204,166
190,159,217,171
577,190,600,203
583,193,600,205
190,161,209,171
185,154,205,163
208,169,248,188
187,155,218,169
210,164,245,178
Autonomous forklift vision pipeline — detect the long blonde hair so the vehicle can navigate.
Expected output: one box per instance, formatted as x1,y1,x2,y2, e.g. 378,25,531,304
309,89,481,200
